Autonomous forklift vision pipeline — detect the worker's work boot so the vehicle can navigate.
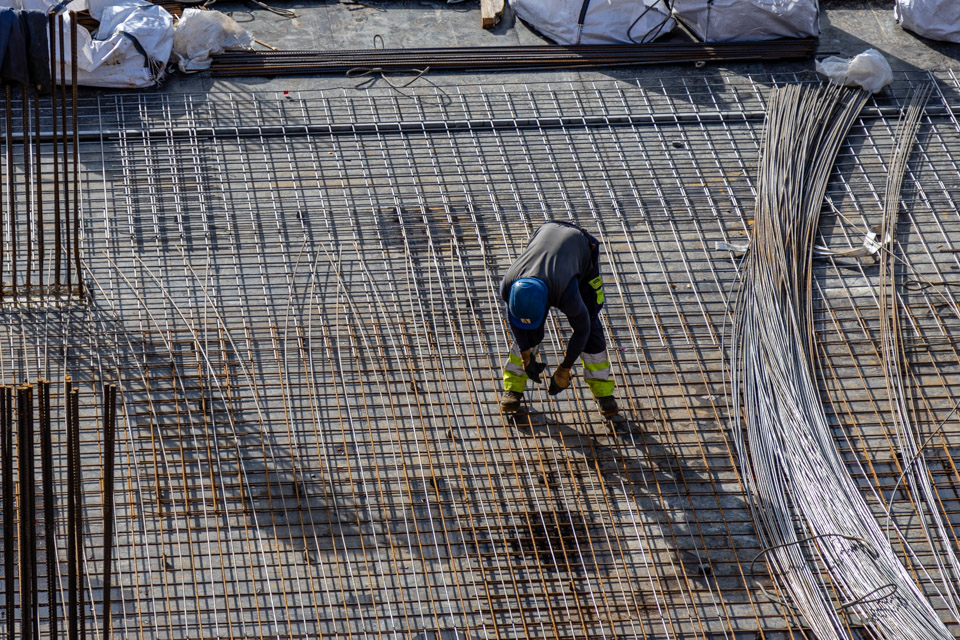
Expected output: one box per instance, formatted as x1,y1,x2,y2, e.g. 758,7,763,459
500,390,523,413
596,395,619,419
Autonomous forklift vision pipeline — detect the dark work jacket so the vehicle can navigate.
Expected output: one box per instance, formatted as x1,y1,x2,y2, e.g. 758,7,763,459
500,221,601,368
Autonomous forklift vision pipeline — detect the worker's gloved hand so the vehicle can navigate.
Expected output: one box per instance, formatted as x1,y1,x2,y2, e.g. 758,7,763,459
521,349,547,383
548,366,572,395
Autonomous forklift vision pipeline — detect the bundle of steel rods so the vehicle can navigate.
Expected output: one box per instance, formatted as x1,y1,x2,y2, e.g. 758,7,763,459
0,379,117,638
730,83,954,638
0,12,82,302
876,84,960,615
210,39,818,77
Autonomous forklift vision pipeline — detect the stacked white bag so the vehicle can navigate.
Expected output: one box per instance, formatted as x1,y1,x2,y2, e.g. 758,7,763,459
511,0,674,45
512,0,820,45
895,0,960,43
672,0,819,42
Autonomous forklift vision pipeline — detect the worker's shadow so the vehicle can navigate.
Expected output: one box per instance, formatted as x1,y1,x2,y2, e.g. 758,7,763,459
498,406,756,585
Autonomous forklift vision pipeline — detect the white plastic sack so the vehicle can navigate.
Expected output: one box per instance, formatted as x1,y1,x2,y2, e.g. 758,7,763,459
14,0,88,11
512,0,674,45
173,8,253,73
816,49,893,94
13,0,172,88
672,0,818,42
895,0,960,43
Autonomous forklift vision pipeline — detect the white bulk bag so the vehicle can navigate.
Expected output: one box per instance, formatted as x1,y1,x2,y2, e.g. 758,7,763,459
672,0,819,42
895,0,960,43
173,8,254,73
512,0,675,45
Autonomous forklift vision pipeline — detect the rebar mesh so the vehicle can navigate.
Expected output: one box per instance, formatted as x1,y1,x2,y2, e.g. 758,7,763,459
1,70,959,639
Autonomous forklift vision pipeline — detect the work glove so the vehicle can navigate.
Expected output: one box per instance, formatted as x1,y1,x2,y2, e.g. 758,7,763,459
521,349,547,383
548,366,572,395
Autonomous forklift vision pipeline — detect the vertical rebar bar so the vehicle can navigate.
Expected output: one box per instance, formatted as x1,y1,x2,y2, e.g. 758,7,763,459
27,386,37,640
1,387,12,640
40,380,56,640
18,386,34,640
101,383,116,639
59,14,70,296
34,88,43,291
73,385,84,640
21,87,30,293
5,86,14,299
66,379,77,640
49,12,61,290
0,89,5,302
71,13,81,298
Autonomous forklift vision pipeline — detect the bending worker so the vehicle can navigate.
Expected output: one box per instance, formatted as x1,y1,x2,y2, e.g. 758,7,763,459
499,220,619,419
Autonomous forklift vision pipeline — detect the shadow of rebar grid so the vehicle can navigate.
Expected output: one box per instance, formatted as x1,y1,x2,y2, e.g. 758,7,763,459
1,70,960,639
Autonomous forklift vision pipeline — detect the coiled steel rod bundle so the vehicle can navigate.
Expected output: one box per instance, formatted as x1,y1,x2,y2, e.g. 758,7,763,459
210,39,818,76
730,83,953,638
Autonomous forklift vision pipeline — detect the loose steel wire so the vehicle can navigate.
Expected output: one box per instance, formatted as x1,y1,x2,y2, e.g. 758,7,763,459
876,83,960,615
730,83,954,639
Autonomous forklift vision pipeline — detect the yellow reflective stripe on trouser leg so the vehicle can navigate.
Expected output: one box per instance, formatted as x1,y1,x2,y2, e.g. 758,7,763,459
581,349,614,398
588,275,604,305
503,344,529,393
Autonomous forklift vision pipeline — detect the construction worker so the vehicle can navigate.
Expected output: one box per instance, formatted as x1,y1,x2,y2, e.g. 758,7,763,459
499,220,619,419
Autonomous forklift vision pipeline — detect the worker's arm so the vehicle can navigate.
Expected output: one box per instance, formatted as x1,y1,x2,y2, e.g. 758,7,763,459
557,279,590,368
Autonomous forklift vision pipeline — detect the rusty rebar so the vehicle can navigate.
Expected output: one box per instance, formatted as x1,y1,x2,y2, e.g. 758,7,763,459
40,380,57,640
49,12,61,290
2,387,13,640
21,87,30,294
34,87,43,290
59,14,70,296
5,86,14,299
101,383,117,639
73,385,85,640
0,89,4,302
67,380,77,640
209,39,819,77
18,385,35,640
71,13,81,298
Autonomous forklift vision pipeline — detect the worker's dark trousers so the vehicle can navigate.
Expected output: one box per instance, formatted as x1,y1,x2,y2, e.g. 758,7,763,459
502,277,614,398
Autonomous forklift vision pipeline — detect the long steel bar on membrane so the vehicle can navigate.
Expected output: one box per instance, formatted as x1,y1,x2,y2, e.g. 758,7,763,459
1,388,12,640
209,39,819,76
59,14,70,295
101,383,117,639
49,12,61,290
40,380,57,640
71,13,81,298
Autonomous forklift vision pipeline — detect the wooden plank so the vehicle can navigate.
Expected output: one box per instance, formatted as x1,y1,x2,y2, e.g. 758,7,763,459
481,0,505,28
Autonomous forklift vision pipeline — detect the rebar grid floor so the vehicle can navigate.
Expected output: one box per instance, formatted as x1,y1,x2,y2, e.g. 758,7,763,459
3,70,960,639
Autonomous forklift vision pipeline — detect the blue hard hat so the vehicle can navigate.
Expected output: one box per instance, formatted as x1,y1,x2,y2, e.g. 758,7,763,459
508,278,548,329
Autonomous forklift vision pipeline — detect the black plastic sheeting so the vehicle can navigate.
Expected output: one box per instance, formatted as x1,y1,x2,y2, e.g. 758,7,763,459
0,9,50,90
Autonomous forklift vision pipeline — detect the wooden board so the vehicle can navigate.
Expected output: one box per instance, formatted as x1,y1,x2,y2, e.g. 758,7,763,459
481,0,505,28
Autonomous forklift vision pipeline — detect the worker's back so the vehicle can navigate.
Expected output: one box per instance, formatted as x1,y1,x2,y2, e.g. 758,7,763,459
501,222,594,305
